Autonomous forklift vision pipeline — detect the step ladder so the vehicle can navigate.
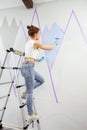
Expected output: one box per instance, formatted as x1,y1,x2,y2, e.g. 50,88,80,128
0,48,41,130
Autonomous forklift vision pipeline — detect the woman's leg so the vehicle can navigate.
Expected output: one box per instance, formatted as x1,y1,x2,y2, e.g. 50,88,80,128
25,77,34,115
21,70,45,99
21,63,34,115
34,71,45,89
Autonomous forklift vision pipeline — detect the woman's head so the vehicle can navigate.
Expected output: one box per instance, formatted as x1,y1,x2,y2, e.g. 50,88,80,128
27,25,40,40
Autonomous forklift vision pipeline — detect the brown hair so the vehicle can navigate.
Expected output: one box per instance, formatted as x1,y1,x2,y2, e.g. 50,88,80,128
27,25,40,37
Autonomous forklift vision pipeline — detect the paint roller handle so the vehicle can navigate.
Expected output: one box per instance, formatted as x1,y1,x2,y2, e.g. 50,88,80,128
54,38,59,46
38,56,45,62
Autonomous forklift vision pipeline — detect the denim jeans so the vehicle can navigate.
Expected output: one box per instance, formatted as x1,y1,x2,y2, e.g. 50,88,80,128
21,61,44,115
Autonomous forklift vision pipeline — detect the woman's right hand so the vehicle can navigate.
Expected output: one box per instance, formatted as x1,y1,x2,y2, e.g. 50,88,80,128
38,56,45,62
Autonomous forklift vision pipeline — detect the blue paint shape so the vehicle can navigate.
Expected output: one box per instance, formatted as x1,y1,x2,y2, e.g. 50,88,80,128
42,23,64,70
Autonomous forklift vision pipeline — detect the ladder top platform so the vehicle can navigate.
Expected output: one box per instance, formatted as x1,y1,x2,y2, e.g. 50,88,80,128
6,48,25,56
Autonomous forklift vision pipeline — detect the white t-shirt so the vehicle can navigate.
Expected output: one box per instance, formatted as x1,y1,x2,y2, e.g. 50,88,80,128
24,39,39,59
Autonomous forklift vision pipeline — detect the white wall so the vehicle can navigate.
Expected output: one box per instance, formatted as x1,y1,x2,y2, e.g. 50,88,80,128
0,0,24,9
0,0,87,130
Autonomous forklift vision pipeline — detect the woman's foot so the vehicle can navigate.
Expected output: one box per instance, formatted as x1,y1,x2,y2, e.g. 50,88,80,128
27,114,40,121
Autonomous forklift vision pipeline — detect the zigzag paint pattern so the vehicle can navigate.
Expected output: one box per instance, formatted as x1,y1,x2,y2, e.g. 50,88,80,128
0,9,87,103
52,10,87,69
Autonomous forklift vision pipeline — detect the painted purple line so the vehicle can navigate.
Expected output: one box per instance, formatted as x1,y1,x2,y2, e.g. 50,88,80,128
64,10,73,34
72,10,87,44
51,10,74,70
49,66,58,103
19,21,28,41
35,8,58,103
30,9,36,25
35,9,43,36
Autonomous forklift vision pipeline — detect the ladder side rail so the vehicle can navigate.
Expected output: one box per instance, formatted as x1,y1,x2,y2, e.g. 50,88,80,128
10,51,28,129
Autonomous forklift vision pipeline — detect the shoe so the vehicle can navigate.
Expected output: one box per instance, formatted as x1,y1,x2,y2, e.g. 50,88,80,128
21,91,26,99
27,114,40,121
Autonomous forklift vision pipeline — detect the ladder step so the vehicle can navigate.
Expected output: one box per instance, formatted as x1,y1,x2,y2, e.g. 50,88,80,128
0,81,14,85
19,103,26,108
14,51,25,56
0,94,10,100
1,67,21,69
16,84,25,88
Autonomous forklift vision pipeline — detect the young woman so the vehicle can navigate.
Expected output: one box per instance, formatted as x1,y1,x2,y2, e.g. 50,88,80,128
21,25,56,121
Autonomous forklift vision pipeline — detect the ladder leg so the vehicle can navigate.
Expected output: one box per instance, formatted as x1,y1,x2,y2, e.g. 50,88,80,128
0,82,13,128
0,50,11,127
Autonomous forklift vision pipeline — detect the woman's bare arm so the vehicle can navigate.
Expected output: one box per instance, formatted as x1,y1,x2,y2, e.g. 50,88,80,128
34,42,56,50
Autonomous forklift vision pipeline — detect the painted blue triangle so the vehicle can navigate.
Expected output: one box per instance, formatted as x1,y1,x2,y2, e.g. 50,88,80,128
42,23,64,70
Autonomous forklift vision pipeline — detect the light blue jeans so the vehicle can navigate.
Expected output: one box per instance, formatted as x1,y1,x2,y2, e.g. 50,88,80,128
21,61,44,115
